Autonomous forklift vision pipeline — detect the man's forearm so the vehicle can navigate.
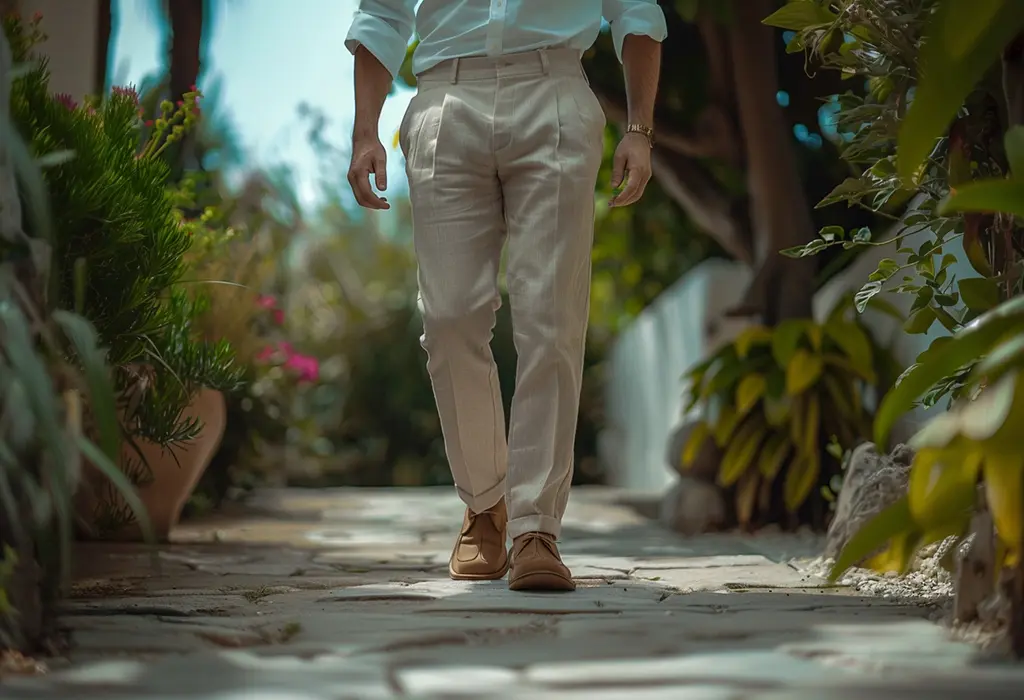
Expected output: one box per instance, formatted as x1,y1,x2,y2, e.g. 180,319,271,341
353,45,393,140
621,34,661,127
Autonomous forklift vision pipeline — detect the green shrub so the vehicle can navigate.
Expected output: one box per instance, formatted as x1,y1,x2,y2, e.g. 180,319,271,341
4,13,243,448
681,295,897,528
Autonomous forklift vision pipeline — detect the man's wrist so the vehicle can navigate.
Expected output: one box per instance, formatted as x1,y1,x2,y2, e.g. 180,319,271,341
625,123,655,147
353,123,379,141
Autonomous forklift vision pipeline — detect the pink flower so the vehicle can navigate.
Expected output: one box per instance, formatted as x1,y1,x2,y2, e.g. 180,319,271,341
256,295,277,309
112,85,139,105
255,341,294,363
284,353,320,383
54,93,77,110
272,309,285,325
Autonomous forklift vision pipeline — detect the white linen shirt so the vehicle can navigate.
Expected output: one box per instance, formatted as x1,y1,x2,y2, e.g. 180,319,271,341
345,0,668,78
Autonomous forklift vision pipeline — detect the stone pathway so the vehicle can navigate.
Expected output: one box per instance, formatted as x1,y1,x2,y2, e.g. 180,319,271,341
2,486,1023,698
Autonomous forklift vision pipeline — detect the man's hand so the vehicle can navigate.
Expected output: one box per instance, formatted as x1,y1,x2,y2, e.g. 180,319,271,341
609,133,652,207
348,132,390,210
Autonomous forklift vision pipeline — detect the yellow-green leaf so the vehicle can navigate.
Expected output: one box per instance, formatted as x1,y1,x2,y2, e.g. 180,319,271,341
907,445,981,530
865,530,922,574
681,421,710,468
830,496,916,581
392,129,401,150
772,319,809,366
943,0,1006,60
735,471,760,528
984,450,1024,551
958,276,1001,313
824,319,874,379
759,432,791,480
801,393,821,457
734,325,772,359
763,394,791,427
897,1,1024,182
783,449,819,512
942,178,1024,219
718,418,768,488
785,349,823,396
904,306,937,335
712,404,741,446
875,297,1024,448
736,373,767,416
762,0,838,31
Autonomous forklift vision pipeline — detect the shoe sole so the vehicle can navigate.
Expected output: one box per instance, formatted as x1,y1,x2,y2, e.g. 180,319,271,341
507,570,576,592
448,557,510,581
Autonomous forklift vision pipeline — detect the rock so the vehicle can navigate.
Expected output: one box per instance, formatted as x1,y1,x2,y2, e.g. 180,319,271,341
659,476,727,535
955,489,997,623
824,442,912,560
665,421,721,483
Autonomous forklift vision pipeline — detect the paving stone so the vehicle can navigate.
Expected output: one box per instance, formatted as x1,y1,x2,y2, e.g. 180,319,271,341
3,486,1022,700
395,666,522,695
631,563,823,591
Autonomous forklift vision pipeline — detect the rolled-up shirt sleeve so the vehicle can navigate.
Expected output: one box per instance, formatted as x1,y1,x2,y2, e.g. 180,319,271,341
344,0,416,78
602,0,668,63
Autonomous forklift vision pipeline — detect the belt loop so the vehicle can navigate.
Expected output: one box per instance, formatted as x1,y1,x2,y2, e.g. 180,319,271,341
449,57,460,84
539,49,550,75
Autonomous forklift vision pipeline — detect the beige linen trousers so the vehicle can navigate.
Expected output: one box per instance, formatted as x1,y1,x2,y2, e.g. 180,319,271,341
399,48,605,539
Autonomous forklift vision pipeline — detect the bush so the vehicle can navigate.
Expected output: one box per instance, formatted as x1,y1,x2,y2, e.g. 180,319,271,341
681,295,898,528
768,0,1024,655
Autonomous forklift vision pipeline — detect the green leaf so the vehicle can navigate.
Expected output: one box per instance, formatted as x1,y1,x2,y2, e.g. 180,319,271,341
781,239,829,258
53,311,120,463
874,296,1024,448
972,333,1024,382
903,306,937,335
819,225,844,242
783,450,819,513
1004,125,1024,176
718,418,768,487
785,349,824,396
771,319,809,366
824,320,875,379
829,496,915,581
941,178,1024,218
677,0,700,22
854,281,883,313
734,325,773,359
959,277,1001,313
76,437,154,544
736,373,767,416
898,1,1024,182
943,0,1007,60
869,258,900,282
758,433,791,479
762,0,838,30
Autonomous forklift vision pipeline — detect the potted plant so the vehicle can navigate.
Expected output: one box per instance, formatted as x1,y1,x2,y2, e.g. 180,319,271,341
4,13,245,541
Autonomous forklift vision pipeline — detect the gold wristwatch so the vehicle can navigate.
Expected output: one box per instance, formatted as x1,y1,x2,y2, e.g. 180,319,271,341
625,123,655,147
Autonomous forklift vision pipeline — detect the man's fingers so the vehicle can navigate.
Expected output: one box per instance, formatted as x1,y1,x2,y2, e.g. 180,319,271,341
610,151,627,190
348,166,389,210
611,166,650,207
373,153,388,192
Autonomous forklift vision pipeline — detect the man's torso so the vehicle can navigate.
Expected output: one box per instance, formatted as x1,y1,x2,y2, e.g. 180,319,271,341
411,0,605,74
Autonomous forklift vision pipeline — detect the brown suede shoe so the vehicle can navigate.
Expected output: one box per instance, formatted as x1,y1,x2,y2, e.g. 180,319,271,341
508,532,575,592
448,499,509,580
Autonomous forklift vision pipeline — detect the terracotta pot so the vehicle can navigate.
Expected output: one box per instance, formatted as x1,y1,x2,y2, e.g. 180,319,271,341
75,388,227,542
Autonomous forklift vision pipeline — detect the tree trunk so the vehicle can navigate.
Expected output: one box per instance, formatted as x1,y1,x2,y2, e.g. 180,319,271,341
727,0,817,323
165,0,204,176
93,0,111,95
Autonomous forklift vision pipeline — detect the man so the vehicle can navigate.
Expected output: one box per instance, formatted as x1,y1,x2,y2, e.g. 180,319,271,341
346,0,665,592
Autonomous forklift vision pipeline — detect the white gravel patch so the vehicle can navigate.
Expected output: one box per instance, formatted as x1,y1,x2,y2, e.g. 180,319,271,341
789,538,956,601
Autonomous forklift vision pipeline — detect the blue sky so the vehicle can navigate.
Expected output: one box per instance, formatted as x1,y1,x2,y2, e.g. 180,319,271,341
109,0,414,209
